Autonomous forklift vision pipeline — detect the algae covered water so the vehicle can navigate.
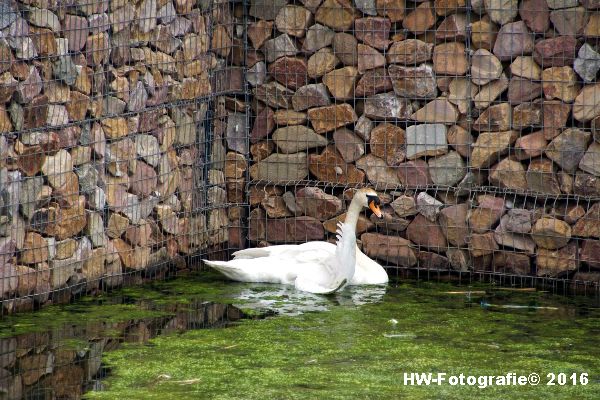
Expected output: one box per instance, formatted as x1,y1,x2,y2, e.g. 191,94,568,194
1,273,599,399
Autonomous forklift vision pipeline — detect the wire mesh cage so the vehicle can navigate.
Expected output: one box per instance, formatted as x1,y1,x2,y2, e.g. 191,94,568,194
0,0,246,314
242,0,600,297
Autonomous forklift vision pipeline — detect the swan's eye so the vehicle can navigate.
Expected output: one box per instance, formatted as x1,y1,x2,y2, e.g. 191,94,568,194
366,195,380,206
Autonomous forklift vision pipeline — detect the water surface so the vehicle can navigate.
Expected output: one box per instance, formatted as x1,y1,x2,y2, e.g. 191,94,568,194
0,273,598,399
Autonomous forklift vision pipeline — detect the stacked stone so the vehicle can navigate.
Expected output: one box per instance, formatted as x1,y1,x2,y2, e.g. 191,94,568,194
0,0,236,311
243,0,600,283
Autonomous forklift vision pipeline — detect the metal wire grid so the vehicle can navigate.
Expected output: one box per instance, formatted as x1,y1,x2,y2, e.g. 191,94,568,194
0,0,246,314
242,0,600,296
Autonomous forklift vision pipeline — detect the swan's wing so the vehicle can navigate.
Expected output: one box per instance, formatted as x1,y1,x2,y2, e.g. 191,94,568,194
232,242,335,260
204,246,334,285
350,245,389,285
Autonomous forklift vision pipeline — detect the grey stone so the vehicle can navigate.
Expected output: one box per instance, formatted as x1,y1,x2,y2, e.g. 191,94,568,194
226,113,248,154
390,195,418,218
405,124,448,160
249,0,288,20
8,102,23,131
282,191,302,215
494,225,536,253
76,162,100,194
364,92,413,120
545,128,591,173
158,2,177,24
169,16,192,37
292,83,331,111
272,126,328,153
263,34,299,63
546,0,578,8
104,96,127,115
128,81,148,112
88,13,109,34
53,55,79,86
135,134,161,167
355,154,401,188
86,211,107,248
416,192,443,222
26,7,61,32
0,0,18,30
88,186,106,210
250,153,309,182
485,0,519,25
579,142,600,176
427,151,466,186
247,61,266,87
138,0,157,33
355,0,378,15
354,115,374,141
12,37,37,59
171,108,196,146
303,23,335,53
502,209,532,233
19,176,43,220
574,43,600,83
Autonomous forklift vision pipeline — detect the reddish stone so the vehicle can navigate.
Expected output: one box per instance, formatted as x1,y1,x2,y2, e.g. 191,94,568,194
250,107,275,143
533,36,578,67
354,17,391,50
295,187,343,221
396,160,431,186
573,203,600,238
23,95,49,129
308,146,365,184
542,101,571,140
507,77,542,104
439,203,469,247
519,0,550,33
435,13,467,41
129,161,158,197
581,240,600,268
361,232,417,267
492,251,531,275
407,214,448,251
355,68,393,96
17,146,46,177
250,216,325,243
493,21,535,61
417,251,450,270
268,57,308,90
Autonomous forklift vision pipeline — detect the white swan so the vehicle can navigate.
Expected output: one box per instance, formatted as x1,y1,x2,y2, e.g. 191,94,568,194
203,188,388,294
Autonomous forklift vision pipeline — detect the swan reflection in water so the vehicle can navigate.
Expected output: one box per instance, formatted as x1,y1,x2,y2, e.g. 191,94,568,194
225,283,388,316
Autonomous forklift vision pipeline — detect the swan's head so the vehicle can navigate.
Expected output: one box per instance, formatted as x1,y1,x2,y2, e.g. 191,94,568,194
355,188,382,218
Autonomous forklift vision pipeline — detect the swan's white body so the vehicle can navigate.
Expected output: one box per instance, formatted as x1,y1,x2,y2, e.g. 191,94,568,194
203,189,389,294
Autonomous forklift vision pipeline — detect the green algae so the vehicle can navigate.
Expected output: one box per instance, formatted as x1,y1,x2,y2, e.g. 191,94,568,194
85,277,600,400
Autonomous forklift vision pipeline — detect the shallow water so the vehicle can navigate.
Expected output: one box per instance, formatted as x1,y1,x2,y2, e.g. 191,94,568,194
1,273,599,399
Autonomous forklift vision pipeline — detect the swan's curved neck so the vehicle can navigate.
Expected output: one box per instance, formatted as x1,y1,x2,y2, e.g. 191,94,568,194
344,196,363,232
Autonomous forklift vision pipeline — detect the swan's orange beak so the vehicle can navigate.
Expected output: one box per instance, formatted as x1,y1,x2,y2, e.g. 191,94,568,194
369,200,383,218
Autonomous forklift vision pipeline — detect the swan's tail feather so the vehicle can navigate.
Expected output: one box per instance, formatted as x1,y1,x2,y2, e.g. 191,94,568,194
202,259,246,281
231,248,271,260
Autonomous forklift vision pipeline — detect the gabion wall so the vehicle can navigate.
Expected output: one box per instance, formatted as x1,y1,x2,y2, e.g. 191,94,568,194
244,0,600,293
0,0,242,313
